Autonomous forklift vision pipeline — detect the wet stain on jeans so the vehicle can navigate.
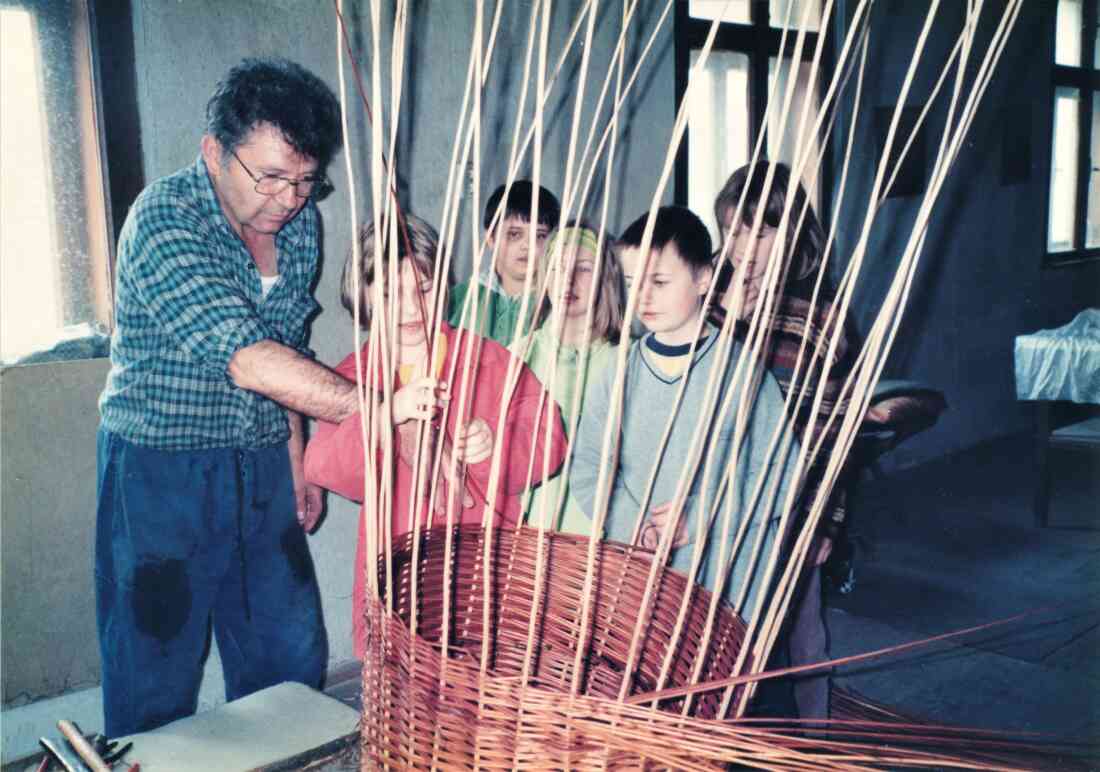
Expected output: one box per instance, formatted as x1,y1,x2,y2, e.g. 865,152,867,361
281,524,314,584
132,559,191,643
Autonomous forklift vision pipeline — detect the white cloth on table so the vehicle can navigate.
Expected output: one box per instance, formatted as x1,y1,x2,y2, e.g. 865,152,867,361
1014,308,1100,405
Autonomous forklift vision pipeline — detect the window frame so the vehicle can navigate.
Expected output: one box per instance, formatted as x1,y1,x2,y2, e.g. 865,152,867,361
673,1,834,219
0,0,116,367
1044,0,1099,267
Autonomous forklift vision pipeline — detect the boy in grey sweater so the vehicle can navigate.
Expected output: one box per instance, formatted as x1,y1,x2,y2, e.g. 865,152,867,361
571,207,799,620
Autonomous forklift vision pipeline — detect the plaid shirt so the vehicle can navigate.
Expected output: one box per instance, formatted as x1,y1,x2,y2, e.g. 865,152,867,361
99,155,320,450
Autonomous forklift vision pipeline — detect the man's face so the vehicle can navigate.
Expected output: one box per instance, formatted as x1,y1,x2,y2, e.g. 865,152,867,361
621,243,711,345
202,123,319,240
489,215,550,294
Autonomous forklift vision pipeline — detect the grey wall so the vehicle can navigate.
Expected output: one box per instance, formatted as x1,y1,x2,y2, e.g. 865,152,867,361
0,0,673,756
1,360,109,705
831,0,1100,470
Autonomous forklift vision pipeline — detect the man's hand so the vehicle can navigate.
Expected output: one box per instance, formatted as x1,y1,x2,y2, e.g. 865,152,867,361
639,501,690,551
393,377,449,425
287,410,323,532
452,418,493,465
296,482,325,532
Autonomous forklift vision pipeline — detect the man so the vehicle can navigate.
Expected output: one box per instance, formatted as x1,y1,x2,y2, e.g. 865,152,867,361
447,180,560,346
96,57,360,736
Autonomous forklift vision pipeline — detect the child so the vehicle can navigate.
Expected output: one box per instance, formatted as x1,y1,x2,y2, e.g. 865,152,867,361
570,206,799,620
510,222,625,533
448,181,561,346
713,162,858,720
304,213,567,657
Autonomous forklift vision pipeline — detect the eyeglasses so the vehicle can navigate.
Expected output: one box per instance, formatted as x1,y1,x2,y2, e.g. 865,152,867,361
231,150,333,200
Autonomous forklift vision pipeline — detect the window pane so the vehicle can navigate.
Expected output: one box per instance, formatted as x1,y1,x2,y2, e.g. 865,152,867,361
770,0,821,32
1047,86,1080,253
1056,0,1082,66
1088,93,1100,248
767,56,823,209
688,0,751,25
0,1,112,365
687,49,751,242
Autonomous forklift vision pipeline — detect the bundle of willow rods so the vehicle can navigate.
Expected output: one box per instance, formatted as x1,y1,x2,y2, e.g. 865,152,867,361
330,0,1093,768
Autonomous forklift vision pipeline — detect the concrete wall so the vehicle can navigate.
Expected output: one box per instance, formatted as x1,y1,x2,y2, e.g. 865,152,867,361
1,360,108,704
0,0,673,762
831,0,1100,470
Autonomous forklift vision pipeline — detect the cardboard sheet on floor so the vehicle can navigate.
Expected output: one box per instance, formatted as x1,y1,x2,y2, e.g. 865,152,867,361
113,682,359,771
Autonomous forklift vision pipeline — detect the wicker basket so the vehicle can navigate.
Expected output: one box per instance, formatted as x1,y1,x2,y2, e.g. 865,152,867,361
358,525,1087,770
360,524,761,768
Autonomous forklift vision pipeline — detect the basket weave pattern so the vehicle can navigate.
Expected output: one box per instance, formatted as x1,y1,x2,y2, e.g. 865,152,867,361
360,524,751,768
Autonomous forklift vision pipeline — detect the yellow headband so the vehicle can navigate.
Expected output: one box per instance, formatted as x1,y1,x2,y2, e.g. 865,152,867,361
545,226,600,266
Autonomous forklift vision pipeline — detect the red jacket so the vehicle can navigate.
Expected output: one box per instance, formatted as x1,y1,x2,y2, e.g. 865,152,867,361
305,323,567,655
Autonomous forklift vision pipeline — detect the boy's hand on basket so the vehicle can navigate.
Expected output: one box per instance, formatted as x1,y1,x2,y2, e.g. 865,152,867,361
640,502,690,551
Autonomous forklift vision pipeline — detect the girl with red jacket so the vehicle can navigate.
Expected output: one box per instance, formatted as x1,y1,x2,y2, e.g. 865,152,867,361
304,213,567,656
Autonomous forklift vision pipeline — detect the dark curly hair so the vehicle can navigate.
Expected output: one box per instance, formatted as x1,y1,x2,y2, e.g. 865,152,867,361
206,57,342,168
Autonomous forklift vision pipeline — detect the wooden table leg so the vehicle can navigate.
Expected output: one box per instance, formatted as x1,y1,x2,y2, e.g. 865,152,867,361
1034,401,1052,528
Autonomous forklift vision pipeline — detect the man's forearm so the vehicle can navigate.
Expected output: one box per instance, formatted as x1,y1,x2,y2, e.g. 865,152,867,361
287,410,307,465
229,339,359,423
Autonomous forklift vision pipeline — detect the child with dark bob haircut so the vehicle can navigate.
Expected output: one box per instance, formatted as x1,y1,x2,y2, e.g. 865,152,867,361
449,181,561,345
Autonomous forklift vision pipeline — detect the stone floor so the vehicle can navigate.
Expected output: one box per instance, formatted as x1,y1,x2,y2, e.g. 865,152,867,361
829,430,1099,740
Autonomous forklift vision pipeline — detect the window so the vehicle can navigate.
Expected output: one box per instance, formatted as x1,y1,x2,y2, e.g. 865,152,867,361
676,0,826,241
0,0,113,365
1046,0,1099,264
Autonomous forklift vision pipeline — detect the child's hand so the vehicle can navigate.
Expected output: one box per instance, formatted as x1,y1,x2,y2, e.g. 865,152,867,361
639,502,690,551
393,377,449,424
435,436,475,514
452,418,493,465
811,534,833,567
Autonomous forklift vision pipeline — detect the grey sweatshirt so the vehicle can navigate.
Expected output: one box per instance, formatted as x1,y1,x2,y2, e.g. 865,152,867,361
571,328,800,617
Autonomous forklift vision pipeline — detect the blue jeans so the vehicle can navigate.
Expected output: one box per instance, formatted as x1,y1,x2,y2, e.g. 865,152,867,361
95,429,327,736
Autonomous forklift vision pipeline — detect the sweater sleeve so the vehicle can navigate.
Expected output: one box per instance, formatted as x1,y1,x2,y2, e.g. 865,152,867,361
731,365,802,532
569,362,652,544
570,361,615,520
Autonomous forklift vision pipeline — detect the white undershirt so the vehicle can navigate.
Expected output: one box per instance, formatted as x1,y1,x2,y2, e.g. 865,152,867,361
259,274,280,299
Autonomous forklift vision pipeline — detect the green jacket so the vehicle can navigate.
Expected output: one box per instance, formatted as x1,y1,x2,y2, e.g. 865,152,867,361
448,276,537,348
510,325,619,534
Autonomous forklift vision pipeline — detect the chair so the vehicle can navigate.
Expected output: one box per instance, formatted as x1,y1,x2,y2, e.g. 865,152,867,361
825,380,947,594
851,379,948,481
